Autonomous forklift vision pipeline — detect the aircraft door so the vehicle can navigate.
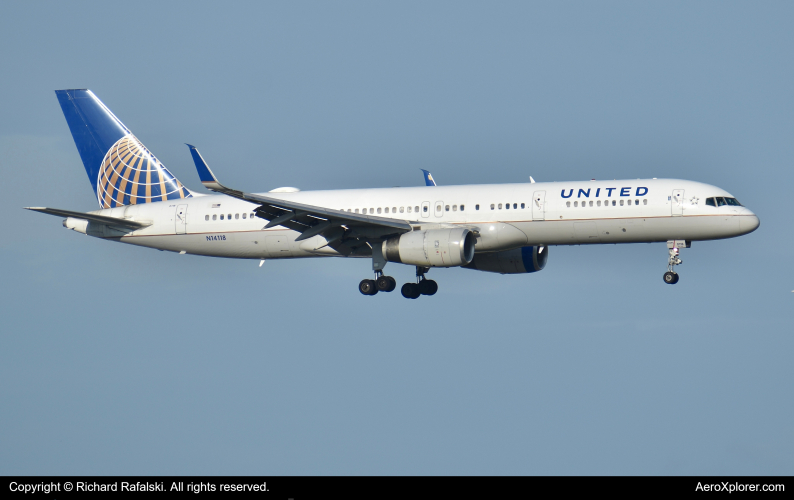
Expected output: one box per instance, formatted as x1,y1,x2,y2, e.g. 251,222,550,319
175,204,188,234
434,200,444,218
671,190,685,216
532,191,546,221
421,201,430,218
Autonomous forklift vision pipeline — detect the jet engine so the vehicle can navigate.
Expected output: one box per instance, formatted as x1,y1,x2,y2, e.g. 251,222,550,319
463,245,548,274
383,228,476,267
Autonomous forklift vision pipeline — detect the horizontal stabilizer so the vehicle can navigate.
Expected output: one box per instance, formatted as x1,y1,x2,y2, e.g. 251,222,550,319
25,207,152,229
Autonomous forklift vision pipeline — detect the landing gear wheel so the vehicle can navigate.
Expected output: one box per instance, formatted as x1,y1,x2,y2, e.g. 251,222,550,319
418,279,438,296
663,271,678,285
401,283,420,299
359,279,378,295
377,276,396,292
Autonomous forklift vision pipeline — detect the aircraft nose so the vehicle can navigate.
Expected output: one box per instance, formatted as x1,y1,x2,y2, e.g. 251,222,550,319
740,214,760,234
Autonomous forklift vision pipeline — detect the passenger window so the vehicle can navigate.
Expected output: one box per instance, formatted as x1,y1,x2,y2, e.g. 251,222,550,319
490,204,494,210
251,213,255,219
377,208,382,214
243,213,247,219
228,214,231,219
436,204,441,211
460,205,465,211
220,214,224,220
408,207,412,213
574,201,578,207
566,201,571,207
235,213,239,219
213,214,217,220
205,215,209,221
619,200,624,206
505,203,509,209
423,206,428,213
589,201,593,207
643,199,647,205
475,204,479,210
716,197,726,207
452,205,457,211
384,207,389,214
597,201,601,207
415,206,420,212
521,203,525,209
445,205,450,211
634,200,638,205
612,200,616,206
498,203,503,209
355,209,359,213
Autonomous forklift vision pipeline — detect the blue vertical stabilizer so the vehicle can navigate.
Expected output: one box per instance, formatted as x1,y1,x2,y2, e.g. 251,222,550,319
55,89,191,208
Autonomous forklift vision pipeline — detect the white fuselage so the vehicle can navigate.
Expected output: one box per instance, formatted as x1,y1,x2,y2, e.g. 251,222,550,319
76,178,759,260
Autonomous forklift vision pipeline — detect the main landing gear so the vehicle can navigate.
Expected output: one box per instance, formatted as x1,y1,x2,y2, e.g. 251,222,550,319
359,245,438,298
663,240,688,285
401,267,438,299
359,271,397,296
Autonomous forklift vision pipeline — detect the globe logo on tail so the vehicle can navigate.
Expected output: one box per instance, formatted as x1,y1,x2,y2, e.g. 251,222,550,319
97,135,191,208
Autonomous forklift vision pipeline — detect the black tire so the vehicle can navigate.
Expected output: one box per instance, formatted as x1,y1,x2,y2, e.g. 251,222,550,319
418,279,438,296
663,271,677,284
377,276,396,292
359,279,378,295
401,283,420,299
672,272,680,284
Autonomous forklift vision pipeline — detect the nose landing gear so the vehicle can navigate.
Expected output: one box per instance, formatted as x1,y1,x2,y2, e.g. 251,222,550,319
663,240,688,285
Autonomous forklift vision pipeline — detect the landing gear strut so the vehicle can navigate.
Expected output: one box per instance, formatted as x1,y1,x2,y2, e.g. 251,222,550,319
401,267,438,299
360,243,396,295
663,240,688,284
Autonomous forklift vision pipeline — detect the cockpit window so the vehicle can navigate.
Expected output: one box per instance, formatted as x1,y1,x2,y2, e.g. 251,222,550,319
707,196,743,207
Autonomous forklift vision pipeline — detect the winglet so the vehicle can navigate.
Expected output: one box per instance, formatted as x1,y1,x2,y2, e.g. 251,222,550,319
420,169,437,186
186,144,227,192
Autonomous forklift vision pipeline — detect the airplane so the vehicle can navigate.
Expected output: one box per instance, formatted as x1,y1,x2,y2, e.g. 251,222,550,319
27,89,760,298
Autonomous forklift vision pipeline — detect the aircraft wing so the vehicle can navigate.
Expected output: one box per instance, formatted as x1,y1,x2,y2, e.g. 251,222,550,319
25,207,152,229
186,145,414,247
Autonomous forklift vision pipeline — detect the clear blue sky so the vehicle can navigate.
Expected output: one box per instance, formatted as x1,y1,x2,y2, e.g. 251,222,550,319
1,1,791,475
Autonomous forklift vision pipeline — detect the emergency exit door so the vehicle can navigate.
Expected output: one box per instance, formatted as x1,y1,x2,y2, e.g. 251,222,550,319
175,204,188,234
671,190,685,216
532,191,546,220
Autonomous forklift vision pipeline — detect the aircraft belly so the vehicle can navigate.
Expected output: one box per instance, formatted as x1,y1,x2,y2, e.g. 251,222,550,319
515,215,742,245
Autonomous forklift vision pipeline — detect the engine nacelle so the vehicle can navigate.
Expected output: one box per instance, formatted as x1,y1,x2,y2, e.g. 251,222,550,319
384,228,476,267
463,245,548,274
